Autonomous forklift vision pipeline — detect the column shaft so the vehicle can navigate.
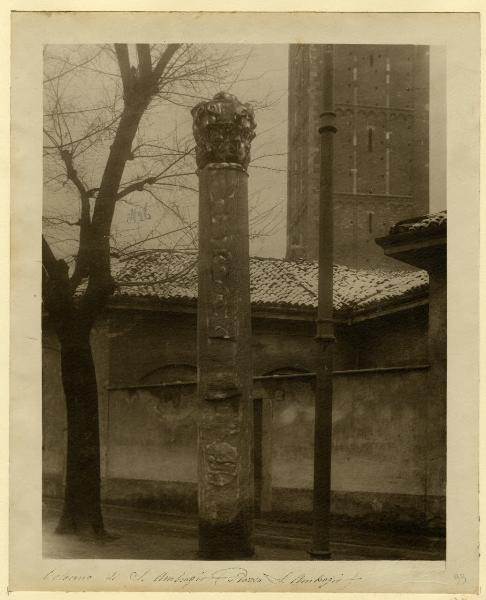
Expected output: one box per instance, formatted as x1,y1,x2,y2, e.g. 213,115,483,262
197,164,254,559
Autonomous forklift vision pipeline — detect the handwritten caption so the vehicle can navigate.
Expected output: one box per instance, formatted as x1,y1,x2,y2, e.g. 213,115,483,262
43,567,364,590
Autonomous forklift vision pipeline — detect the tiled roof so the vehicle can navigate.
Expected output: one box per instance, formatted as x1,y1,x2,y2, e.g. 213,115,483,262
390,210,447,235
111,250,428,316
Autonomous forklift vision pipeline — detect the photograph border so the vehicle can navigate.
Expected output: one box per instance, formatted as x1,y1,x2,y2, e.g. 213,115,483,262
8,7,482,595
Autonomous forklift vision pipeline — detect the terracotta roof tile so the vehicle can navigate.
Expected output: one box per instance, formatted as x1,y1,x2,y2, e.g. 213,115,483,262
390,210,447,235
111,250,428,316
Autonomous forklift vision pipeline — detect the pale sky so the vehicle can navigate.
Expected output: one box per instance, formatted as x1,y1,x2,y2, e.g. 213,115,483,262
43,43,444,263
43,44,290,261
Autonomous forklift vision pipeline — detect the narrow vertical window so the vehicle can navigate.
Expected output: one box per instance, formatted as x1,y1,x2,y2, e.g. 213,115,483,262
367,127,373,152
368,212,373,233
369,54,374,67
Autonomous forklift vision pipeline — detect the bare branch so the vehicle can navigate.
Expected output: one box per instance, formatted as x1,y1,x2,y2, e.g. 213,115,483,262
42,42,280,321
43,48,104,84
42,235,62,276
115,44,132,96
249,164,287,173
136,44,152,77
117,176,158,200
43,216,81,227
116,146,195,200
114,223,197,256
42,235,75,318
43,113,122,151
152,44,182,81
60,149,88,200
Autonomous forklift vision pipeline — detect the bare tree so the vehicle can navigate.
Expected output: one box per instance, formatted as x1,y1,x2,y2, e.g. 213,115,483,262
42,43,260,537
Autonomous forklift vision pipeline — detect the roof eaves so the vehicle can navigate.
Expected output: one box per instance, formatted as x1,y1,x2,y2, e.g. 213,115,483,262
345,291,429,324
107,288,428,322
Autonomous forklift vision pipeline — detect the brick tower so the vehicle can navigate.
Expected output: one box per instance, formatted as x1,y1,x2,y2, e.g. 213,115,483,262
287,44,429,268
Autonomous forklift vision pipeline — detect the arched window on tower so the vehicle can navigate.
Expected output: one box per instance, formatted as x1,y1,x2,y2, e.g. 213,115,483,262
368,211,374,234
367,127,374,152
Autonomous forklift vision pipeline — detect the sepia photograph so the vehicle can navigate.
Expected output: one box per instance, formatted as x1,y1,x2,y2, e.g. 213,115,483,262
41,40,447,563
9,9,480,594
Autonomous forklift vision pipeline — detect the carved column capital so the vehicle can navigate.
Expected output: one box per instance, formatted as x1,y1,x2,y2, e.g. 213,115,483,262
191,92,257,170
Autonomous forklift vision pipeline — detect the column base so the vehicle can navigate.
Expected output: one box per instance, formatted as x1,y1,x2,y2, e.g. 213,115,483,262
198,516,254,560
308,548,332,560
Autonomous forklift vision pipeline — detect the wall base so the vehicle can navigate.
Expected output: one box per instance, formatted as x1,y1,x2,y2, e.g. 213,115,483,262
43,473,445,535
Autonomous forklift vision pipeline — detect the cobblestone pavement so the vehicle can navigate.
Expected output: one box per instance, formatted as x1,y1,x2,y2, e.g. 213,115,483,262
43,499,445,561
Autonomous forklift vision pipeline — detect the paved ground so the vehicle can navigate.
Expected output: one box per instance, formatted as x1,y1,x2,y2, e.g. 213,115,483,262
43,499,445,561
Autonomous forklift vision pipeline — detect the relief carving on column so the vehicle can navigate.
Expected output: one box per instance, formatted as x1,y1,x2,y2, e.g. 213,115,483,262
203,187,240,401
205,441,238,487
191,92,256,170
208,189,234,340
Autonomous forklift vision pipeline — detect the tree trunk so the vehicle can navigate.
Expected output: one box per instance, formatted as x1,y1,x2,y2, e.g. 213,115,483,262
55,318,105,536
42,45,183,538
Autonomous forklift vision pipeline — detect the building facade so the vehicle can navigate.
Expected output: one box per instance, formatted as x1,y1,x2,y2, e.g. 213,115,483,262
43,219,446,533
287,44,429,268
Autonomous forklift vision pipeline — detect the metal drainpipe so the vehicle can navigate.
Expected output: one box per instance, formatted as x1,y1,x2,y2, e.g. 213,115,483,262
309,44,337,560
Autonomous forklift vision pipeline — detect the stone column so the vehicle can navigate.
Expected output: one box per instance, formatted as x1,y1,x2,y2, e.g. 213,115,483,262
192,92,256,559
